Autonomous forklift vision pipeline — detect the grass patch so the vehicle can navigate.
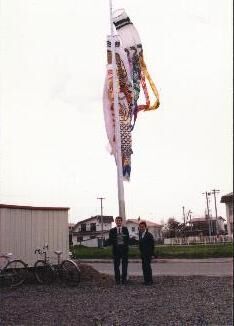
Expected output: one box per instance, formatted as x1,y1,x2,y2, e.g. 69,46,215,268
72,243,233,259
156,243,233,258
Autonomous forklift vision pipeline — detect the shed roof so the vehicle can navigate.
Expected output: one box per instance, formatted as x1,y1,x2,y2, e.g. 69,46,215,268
0,204,70,211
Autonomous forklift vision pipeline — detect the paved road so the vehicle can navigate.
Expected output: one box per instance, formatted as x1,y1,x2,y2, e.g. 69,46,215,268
83,258,233,276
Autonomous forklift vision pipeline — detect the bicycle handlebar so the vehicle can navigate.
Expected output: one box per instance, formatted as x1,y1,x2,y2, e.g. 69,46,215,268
34,248,46,255
34,244,49,255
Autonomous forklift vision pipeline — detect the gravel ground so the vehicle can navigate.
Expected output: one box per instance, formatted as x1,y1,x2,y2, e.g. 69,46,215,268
0,264,233,326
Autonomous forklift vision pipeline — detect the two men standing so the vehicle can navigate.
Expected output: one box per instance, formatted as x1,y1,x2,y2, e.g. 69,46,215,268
109,217,155,285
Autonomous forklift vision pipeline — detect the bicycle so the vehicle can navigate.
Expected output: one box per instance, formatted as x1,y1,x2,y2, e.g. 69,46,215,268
0,253,28,287
34,244,81,286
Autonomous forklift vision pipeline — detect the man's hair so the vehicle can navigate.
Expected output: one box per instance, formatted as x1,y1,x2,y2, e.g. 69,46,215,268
115,216,123,221
139,221,147,227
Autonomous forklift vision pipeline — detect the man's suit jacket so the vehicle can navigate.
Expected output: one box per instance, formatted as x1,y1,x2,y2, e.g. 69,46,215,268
109,226,129,255
139,231,155,258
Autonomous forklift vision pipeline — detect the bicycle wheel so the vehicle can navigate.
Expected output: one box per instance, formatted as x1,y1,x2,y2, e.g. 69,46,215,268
60,259,80,286
4,260,27,287
34,260,55,284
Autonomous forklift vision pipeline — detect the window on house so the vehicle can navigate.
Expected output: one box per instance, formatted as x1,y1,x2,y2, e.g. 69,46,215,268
90,235,96,239
81,224,86,232
90,223,96,232
132,227,135,232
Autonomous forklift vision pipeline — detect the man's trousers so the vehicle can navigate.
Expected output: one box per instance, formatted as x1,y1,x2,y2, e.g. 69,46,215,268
113,247,128,283
141,255,153,284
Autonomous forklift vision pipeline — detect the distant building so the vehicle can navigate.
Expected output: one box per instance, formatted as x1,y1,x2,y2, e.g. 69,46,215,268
71,215,114,247
221,192,233,237
68,223,75,245
69,223,75,232
126,218,162,241
190,216,225,236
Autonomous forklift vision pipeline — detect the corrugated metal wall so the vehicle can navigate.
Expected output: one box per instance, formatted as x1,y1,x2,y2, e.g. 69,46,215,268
0,206,69,267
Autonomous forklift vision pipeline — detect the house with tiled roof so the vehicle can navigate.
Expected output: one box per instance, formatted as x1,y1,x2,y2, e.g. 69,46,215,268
126,217,162,241
71,215,114,247
221,192,233,237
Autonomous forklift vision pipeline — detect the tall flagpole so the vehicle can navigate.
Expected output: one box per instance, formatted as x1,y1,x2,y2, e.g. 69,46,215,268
109,0,126,222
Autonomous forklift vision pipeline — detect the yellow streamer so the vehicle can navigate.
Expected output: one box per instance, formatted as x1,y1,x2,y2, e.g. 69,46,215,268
140,57,160,111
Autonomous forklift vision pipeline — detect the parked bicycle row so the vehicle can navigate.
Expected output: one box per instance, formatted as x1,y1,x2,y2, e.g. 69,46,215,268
0,244,80,288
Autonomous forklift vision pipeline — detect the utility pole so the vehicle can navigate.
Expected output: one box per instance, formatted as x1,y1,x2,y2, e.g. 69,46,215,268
211,189,220,235
203,192,212,237
188,210,192,230
182,206,185,225
97,197,105,247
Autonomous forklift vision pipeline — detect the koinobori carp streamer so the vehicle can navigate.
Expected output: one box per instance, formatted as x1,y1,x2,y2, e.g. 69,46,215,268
103,9,160,181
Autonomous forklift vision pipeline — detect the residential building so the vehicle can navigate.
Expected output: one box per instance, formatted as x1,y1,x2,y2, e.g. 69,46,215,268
221,192,233,237
190,216,225,236
71,215,114,247
68,223,75,245
126,218,162,241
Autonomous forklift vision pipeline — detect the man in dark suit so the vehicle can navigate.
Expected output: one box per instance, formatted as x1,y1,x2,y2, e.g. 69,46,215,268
139,221,155,285
109,216,129,284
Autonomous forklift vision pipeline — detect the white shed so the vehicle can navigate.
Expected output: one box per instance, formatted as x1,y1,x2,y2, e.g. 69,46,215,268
0,204,69,267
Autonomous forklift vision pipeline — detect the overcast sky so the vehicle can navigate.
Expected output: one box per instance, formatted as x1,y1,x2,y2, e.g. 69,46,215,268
0,0,233,224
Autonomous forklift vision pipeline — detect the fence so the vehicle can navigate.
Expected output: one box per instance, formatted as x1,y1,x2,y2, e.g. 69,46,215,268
164,235,233,245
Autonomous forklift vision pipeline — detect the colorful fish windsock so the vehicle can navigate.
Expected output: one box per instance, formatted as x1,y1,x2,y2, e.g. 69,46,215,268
113,9,160,127
103,35,133,181
103,9,160,181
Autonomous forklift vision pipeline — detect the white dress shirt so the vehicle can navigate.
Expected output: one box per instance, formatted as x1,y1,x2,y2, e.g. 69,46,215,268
141,230,146,239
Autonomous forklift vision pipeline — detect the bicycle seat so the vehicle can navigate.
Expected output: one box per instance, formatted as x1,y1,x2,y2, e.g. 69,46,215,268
54,250,62,256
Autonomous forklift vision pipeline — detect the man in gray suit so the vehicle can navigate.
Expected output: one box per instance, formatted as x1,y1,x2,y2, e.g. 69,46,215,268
109,216,129,284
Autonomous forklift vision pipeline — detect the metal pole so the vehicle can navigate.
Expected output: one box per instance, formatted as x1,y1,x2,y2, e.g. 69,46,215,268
205,192,211,237
109,0,126,222
212,189,220,235
182,206,185,225
189,210,192,230
97,197,105,247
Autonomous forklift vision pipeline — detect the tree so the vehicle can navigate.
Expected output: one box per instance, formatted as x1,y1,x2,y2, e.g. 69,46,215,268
163,218,180,238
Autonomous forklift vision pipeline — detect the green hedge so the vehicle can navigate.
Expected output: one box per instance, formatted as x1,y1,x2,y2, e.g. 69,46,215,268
71,243,233,259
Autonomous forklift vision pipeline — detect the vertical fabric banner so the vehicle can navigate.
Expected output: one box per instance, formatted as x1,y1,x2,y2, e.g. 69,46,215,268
103,36,133,181
103,9,160,181
113,9,160,127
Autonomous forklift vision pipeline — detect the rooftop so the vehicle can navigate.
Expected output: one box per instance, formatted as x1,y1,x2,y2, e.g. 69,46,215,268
72,215,114,230
0,203,70,211
191,216,225,222
221,192,233,203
